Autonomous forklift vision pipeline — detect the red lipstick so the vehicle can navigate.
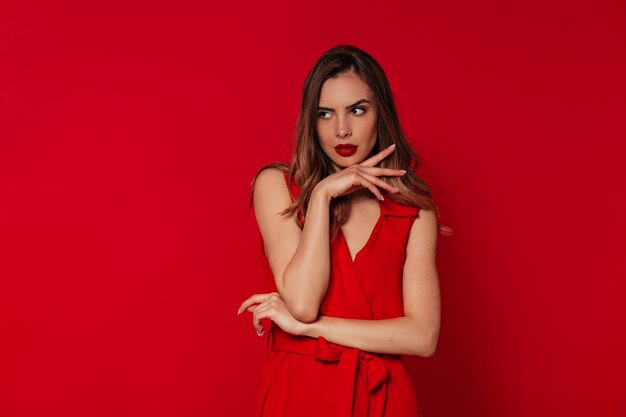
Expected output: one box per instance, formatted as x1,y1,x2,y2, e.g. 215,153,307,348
334,144,358,157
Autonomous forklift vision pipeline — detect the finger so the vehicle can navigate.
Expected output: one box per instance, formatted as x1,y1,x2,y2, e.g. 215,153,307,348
354,176,384,201
359,166,407,177
360,143,396,167
253,293,281,310
249,298,271,317
253,304,271,335
237,293,273,315
360,172,400,194
361,143,396,167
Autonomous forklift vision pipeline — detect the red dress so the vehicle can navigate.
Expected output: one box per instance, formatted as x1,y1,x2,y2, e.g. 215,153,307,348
252,171,423,417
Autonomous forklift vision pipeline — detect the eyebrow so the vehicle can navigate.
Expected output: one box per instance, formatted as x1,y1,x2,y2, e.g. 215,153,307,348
317,99,371,111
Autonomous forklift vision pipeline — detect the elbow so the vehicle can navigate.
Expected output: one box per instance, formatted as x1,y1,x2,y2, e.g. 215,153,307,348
422,330,439,358
280,287,321,324
282,295,319,323
415,328,439,357
421,339,438,357
291,306,319,324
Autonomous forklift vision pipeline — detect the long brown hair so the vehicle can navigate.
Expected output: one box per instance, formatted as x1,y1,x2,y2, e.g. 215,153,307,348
249,44,453,238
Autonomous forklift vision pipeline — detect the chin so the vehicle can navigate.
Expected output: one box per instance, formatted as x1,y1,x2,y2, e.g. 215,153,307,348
332,158,356,170
327,148,368,170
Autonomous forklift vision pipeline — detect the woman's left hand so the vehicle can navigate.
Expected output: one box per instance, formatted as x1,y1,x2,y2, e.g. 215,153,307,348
237,292,307,337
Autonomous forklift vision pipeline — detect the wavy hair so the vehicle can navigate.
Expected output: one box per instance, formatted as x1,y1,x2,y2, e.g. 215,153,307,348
249,44,453,238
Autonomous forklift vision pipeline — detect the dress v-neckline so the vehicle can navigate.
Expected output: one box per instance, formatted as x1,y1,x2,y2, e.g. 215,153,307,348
338,198,384,264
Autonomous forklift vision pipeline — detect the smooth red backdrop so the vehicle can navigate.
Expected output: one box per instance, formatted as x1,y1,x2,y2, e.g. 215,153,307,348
1,1,625,416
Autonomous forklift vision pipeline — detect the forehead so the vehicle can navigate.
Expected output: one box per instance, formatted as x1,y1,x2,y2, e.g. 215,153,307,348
318,74,373,105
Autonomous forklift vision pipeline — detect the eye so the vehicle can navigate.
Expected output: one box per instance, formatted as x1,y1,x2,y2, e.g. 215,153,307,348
318,111,331,119
352,107,366,115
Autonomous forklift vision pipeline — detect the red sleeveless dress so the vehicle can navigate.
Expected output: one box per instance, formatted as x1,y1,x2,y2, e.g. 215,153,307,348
252,171,423,417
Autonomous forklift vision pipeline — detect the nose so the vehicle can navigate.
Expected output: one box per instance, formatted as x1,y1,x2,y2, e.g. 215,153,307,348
335,115,352,139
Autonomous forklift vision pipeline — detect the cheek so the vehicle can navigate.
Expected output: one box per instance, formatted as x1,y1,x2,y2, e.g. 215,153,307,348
316,124,333,146
367,115,378,133
362,120,378,141
364,122,378,150
355,114,376,134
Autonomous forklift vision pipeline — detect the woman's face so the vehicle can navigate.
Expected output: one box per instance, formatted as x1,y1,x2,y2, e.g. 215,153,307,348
316,73,378,172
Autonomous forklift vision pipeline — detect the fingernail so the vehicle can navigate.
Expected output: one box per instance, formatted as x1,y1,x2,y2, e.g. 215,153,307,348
237,308,241,315
400,169,407,174
389,144,396,149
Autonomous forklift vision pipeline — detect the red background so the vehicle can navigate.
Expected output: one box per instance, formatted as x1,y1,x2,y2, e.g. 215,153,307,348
1,1,625,416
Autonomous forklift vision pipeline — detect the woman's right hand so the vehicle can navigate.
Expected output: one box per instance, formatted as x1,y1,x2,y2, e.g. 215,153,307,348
315,144,407,201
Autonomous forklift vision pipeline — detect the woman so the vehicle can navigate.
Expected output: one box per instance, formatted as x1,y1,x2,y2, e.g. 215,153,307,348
237,44,448,417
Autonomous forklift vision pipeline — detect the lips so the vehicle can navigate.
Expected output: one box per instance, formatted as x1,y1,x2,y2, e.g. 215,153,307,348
334,144,358,157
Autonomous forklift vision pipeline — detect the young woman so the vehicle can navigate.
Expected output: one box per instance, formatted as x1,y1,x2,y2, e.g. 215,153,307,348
237,44,448,417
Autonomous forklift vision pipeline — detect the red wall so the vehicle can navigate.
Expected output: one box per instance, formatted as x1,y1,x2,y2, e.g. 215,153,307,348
1,1,624,416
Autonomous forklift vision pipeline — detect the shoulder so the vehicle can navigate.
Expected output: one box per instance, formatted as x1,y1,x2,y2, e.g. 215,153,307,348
254,167,288,192
408,208,438,246
252,167,293,211
414,208,437,226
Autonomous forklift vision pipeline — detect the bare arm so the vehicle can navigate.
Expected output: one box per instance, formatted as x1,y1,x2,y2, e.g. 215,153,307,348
298,209,441,356
252,146,407,324
281,188,332,322
252,169,332,323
